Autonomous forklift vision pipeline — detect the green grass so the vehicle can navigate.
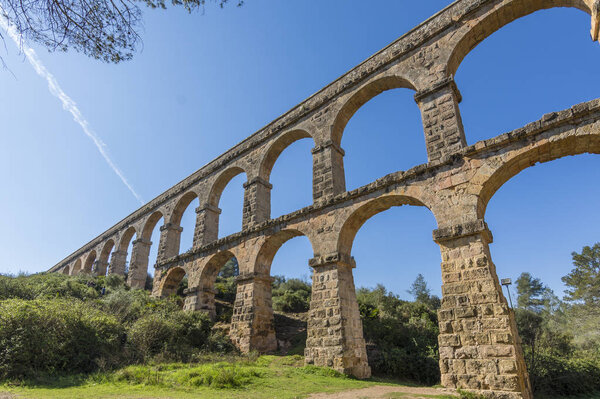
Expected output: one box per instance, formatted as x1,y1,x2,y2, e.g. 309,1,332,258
0,355,405,399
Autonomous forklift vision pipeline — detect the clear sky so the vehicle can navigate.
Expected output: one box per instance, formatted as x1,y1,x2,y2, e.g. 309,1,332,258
1,0,599,301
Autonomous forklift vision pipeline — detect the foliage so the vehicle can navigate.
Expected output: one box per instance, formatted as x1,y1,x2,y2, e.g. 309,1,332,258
272,277,311,313
127,311,214,362
515,272,547,312
407,274,441,309
0,0,242,64
0,273,99,300
0,298,124,379
563,243,600,307
357,284,440,385
514,266,600,396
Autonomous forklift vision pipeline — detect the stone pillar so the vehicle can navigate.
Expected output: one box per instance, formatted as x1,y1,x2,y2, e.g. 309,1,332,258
415,77,467,163
433,220,532,399
312,141,346,203
108,250,127,276
242,177,272,229
127,238,152,289
183,286,217,318
193,204,221,248
157,223,184,262
305,252,371,379
92,260,109,276
229,272,277,353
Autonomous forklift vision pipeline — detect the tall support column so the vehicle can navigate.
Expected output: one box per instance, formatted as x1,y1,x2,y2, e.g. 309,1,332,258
183,286,217,318
242,177,272,229
127,238,152,289
305,252,371,379
92,260,109,276
415,77,466,163
433,220,532,399
108,250,127,276
157,223,183,262
312,141,346,203
229,272,277,353
193,204,221,248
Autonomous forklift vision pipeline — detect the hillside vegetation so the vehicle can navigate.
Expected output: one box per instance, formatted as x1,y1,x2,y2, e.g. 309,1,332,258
0,243,599,398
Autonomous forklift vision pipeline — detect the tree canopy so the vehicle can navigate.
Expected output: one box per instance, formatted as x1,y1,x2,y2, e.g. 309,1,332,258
0,0,242,63
563,242,600,307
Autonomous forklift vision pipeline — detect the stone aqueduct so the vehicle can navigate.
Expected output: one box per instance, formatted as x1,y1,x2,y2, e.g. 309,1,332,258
49,0,600,397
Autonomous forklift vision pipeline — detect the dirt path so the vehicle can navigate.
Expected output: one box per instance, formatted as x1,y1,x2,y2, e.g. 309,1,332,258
307,385,458,399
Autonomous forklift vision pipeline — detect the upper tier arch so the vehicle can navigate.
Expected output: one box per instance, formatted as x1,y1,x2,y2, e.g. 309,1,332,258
445,0,593,77
331,76,417,147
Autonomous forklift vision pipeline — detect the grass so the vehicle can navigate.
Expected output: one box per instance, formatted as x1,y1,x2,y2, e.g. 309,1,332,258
0,355,413,399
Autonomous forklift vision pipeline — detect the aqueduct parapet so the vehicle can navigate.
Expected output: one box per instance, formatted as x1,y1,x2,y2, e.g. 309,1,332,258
49,1,600,397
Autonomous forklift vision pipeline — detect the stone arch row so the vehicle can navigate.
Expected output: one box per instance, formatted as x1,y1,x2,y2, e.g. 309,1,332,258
56,0,598,282
150,103,600,398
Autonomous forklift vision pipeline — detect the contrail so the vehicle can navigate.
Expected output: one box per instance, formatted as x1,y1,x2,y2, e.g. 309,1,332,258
0,15,145,205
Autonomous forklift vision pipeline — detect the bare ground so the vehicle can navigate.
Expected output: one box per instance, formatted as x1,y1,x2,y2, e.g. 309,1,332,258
307,385,458,399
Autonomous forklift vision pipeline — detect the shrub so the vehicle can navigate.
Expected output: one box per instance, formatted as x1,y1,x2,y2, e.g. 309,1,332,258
127,311,213,362
529,352,600,396
272,277,311,313
357,285,440,385
0,273,99,301
0,298,124,379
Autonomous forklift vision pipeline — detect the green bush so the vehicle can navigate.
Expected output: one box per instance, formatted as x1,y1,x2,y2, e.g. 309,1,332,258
0,273,100,301
357,285,440,385
99,287,180,325
272,277,311,313
528,352,600,396
127,311,213,362
0,298,124,379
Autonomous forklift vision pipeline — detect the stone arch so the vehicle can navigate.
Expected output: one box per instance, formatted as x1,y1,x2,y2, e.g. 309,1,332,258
71,258,82,275
446,0,592,77
253,229,315,275
199,250,237,290
337,194,432,256
83,250,97,274
208,166,247,208
97,239,115,276
259,130,315,181
142,211,164,241
99,239,115,263
476,131,600,219
158,266,187,297
170,191,198,227
61,265,70,274
118,226,137,252
331,75,418,147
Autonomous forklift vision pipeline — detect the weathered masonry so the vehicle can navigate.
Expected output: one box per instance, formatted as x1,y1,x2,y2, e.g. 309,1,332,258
49,0,600,397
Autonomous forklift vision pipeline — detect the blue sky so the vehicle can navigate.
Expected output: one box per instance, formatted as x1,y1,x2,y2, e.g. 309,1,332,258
1,1,599,301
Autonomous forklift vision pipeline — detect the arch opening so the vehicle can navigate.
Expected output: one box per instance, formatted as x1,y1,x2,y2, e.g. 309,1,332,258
82,250,97,274
338,196,442,384
338,85,426,191
98,239,116,276
481,152,600,389
265,232,314,355
176,193,200,255
71,258,82,275
212,169,247,238
197,251,239,320
159,266,188,299
262,130,314,218
452,4,599,143
132,211,165,289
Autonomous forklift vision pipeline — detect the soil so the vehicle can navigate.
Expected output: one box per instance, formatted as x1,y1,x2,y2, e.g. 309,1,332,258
307,385,458,399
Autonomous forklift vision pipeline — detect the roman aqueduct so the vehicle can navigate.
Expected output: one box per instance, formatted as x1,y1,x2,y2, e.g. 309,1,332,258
49,0,600,397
